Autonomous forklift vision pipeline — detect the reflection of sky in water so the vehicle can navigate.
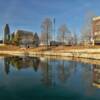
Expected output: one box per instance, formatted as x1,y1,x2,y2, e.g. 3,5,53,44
0,56,100,100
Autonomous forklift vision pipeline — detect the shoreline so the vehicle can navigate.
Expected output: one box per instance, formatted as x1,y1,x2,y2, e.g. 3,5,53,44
0,48,100,65
0,48,100,59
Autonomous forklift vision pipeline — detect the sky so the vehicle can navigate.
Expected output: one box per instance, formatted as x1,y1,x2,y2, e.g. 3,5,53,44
0,0,100,39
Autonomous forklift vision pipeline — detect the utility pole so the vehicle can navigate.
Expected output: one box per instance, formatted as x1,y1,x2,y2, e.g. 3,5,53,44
53,18,55,41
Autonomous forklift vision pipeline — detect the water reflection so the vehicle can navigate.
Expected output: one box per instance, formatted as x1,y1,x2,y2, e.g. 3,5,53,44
4,56,40,74
4,57,10,75
56,60,76,84
1,56,100,99
41,58,52,87
93,64,100,88
3,56,100,88
3,56,78,86
3,56,100,87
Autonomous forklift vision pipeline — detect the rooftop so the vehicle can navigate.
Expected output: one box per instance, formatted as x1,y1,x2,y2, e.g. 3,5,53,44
15,30,34,40
93,16,100,21
15,29,34,36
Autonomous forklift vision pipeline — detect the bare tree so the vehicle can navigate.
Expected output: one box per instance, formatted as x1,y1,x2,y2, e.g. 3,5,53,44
41,17,53,48
57,24,71,45
81,11,95,45
72,32,78,45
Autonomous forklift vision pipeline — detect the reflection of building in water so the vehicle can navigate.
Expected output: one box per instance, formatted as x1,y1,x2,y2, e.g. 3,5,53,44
3,57,78,87
93,64,100,88
3,56,40,74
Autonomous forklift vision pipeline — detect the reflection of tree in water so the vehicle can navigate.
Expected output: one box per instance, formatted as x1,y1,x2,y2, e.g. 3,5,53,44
80,63,94,95
40,58,77,87
92,64,100,88
81,63,92,85
4,56,40,74
81,63,92,79
4,57,10,75
41,58,52,87
58,60,65,82
31,57,40,72
57,60,77,83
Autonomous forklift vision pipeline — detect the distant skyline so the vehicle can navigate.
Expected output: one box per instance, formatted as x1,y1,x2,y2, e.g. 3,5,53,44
0,0,100,39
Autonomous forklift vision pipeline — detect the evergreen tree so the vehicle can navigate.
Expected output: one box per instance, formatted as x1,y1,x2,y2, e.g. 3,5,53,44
33,32,40,47
10,32,15,45
4,24,10,44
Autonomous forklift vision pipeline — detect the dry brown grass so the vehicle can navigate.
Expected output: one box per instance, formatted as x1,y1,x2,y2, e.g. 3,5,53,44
0,45,100,52
0,45,20,51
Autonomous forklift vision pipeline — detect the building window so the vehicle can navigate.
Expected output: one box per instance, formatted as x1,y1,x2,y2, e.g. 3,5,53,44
96,25,100,31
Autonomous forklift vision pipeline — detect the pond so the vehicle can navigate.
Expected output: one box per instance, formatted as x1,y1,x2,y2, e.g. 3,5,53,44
0,56,100,100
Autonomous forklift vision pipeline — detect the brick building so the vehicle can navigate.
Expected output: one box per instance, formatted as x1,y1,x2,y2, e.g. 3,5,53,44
93,16,100,45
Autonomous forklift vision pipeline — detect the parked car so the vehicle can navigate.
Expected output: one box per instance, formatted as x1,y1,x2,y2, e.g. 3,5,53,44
50,41,64,46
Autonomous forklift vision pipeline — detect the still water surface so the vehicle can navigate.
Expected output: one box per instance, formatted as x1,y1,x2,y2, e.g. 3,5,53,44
0,56,100,100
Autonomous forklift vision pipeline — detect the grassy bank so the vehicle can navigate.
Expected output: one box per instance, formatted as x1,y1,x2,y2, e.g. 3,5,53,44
0,44,100,60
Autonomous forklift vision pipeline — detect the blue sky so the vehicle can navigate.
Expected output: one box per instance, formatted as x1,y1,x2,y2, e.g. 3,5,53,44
0,0,100,39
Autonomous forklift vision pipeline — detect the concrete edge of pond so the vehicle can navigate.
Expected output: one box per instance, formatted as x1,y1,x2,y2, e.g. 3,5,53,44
0,50,100,59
